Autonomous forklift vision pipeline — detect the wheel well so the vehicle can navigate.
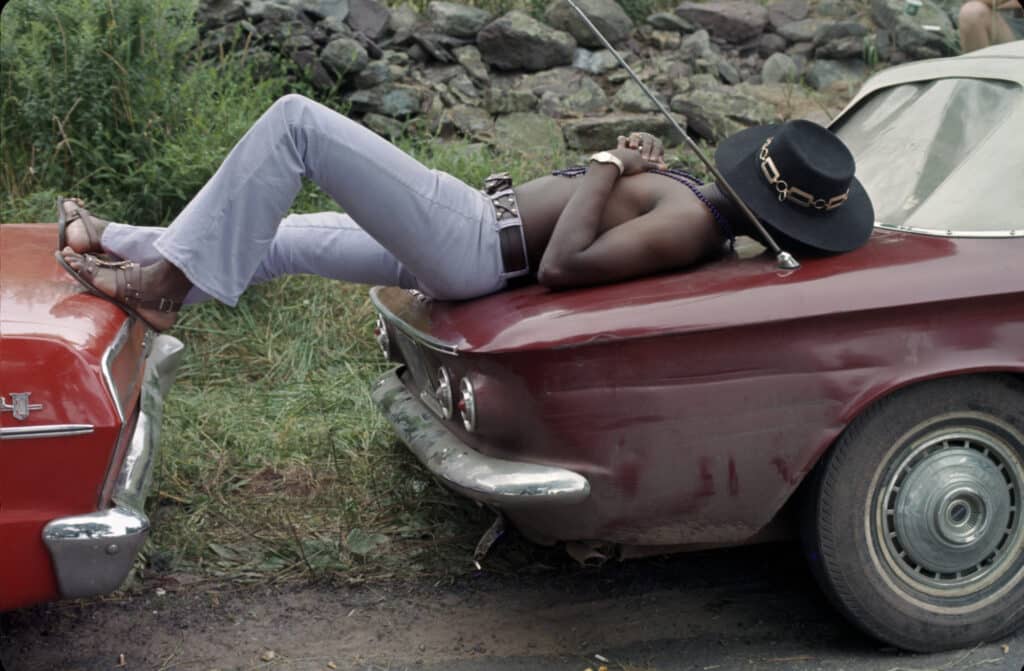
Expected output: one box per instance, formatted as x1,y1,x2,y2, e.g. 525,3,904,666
789,371,1024,519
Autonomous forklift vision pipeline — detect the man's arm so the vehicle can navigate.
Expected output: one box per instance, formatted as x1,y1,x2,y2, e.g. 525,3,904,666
537,193,721,289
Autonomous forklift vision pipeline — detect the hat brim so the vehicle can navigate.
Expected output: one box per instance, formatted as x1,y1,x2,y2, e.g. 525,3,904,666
714,124,874,253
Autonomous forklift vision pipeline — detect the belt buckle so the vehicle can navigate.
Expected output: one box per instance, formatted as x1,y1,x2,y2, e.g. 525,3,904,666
483,171,512,195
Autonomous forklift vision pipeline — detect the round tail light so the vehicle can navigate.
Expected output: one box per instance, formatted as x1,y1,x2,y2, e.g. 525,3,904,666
458,377,477,432
435,367,454,419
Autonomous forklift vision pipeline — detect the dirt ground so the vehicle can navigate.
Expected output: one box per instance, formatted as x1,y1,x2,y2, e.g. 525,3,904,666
2,543,1022,671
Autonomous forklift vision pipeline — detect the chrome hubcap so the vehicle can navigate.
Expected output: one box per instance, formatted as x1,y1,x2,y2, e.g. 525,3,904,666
878,427,1024,596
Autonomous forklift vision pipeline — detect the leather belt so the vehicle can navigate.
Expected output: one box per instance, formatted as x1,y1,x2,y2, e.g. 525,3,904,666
482,172,530,279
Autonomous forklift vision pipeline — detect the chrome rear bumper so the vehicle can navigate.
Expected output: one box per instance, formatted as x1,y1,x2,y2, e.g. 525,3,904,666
42,334,184,599
372,368,590,507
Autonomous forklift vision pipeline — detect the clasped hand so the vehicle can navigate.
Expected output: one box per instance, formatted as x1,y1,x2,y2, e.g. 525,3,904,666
610,131,669,175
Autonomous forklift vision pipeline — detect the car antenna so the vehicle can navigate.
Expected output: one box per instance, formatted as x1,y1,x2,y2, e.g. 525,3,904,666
563,0,800,270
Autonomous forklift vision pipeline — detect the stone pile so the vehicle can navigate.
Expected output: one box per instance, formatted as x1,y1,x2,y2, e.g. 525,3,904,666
197,0,963,154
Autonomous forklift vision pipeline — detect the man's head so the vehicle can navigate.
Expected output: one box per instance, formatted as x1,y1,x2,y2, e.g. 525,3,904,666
714,120,874,254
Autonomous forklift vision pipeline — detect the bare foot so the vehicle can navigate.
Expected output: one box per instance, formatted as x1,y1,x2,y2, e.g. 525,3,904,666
58,248,191,332
60,198,110,254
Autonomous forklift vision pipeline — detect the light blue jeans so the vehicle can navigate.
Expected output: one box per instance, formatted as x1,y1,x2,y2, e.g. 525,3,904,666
101,94,507,305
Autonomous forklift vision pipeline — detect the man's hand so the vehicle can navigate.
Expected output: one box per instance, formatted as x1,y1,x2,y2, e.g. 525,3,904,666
610,132,668,175
617,132,668,168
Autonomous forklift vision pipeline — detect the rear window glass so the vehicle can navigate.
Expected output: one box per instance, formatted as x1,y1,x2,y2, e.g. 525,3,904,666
833,78,1021,233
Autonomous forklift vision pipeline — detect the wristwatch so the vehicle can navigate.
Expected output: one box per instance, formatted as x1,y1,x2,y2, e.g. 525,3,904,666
589,151,624,176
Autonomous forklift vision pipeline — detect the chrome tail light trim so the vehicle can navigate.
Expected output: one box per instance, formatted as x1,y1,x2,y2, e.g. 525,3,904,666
459,377,477,432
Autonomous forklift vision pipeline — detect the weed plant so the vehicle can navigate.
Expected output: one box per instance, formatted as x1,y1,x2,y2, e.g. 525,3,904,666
1,0,291,225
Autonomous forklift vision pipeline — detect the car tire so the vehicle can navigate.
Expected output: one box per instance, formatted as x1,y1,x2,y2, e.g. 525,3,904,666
802,374,1024,652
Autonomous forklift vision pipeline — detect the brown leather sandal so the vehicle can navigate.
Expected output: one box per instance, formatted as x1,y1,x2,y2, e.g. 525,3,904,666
56,196,105,253
54,250,182,332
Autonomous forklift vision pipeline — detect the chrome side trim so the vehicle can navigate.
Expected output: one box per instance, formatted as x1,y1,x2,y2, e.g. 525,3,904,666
875,223,1021,238
0,424,94,440
370,288,460,356
43,334,185,599
101,319,133,423
372,369,590,507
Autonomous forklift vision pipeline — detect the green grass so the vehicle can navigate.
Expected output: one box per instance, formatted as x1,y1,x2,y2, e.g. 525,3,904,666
145,137,583,585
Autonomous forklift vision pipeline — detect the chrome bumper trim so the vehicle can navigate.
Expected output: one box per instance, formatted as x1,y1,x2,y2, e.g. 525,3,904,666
372,369,590,507
0,424,94,440
43,334,184,599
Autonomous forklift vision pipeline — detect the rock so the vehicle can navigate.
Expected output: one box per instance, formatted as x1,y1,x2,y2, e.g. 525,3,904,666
354,59,392,87
761,51,798,83
320,15,354,37
716,58,741,84
648,29,682,50
516,66,581,95
283,33,316,52
775,17,831,42
813,21,868,59
388,2,419,35
787,41,814,66
291,50,336,89
804,58,867,92
362,112,405,138
612,80,665,113
757,32,788,57
321,36,369,78
454,45,490,84
870,0,956,58
816,0,857,18
645,11,696,33
447,71,480,102
246,1,299,24
538,76,608,117
346,0,391,40
572,48,620,74
305,0,350,21
260,17,311,43
680,29,714,62
670,79,776,142
477,11,576,72
444,104,495,138
562,113,686,151
485,87,538,114
544,0,633,48
428,1,493,38
348,83,426,118
198,0,246,31
675,1,769,44
766,0,809,31
493,112,565,157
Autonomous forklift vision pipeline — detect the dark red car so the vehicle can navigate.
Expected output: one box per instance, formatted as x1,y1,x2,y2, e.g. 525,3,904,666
370,43,1024,652
0,223,184,612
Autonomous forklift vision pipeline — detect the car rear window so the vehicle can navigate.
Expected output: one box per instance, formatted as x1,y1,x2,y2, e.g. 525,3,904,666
833,77,1021,234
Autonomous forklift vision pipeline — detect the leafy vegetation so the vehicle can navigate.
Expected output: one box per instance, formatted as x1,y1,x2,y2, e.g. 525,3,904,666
1,0,292,225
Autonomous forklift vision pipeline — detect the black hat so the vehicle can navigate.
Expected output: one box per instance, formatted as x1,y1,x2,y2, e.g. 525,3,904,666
714,120,874,253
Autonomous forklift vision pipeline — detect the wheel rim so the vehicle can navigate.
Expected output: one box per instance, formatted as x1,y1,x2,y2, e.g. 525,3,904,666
875,423,1024,598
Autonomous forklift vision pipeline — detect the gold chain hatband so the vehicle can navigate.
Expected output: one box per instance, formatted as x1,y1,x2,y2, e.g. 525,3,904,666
759,138,849,211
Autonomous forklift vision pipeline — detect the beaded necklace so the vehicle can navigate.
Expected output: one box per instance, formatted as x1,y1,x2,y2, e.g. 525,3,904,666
551,165,735,246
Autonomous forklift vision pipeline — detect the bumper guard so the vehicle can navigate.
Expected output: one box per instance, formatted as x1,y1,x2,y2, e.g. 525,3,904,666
42,334,184,599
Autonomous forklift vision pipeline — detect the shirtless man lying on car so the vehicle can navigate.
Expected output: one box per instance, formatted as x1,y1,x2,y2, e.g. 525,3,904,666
56,94,872,331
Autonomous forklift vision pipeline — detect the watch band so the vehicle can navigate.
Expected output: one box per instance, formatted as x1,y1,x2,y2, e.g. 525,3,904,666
589,151,624,176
